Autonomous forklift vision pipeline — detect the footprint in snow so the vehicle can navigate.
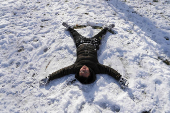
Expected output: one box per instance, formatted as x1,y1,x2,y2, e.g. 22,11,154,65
18,46,24,52
97,102,120,112
0,72,4,77
16,62,21,68
136,81,147,89
37,47,49,55
154,79,162,85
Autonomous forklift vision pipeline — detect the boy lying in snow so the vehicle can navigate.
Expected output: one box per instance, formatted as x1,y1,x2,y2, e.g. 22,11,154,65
40,22,128,89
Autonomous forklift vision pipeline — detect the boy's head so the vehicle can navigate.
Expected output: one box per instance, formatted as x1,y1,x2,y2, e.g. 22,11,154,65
75,65,96,84
79,65,90,78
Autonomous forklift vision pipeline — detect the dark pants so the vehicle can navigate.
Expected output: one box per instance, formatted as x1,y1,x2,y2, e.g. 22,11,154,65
68,28,108,50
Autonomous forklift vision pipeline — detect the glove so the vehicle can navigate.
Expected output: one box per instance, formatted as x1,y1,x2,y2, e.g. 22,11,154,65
39,77,49,86
119,77,129,89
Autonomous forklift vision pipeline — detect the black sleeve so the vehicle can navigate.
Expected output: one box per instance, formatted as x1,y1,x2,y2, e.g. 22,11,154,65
48,64,76,81
97,63,122,81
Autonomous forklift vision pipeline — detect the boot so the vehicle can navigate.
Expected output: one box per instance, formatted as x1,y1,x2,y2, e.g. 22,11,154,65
62,22,71,29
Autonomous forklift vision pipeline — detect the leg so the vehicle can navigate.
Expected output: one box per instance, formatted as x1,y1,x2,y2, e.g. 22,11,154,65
63,22,85,46
91,28,108,50
92,23,115,41
92,28,108,40
68,27,85,47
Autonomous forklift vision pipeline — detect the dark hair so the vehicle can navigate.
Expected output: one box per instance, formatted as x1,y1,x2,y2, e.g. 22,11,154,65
75,67,96,84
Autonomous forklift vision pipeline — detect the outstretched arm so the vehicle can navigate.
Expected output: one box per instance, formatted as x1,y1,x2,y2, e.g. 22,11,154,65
40,64,76,86
97,63,128,89
48,64,76,81
97,63,121,80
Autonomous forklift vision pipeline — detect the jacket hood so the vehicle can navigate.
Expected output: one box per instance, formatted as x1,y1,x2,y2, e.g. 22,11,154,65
75,67,96,84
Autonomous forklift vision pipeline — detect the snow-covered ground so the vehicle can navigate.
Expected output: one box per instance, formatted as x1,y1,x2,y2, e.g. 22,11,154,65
0,0,170,112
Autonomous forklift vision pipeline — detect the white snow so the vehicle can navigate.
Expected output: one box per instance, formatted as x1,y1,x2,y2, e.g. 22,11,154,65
0,0,170,112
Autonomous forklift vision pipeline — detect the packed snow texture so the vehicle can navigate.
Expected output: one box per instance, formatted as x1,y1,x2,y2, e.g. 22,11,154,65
0,0,170,113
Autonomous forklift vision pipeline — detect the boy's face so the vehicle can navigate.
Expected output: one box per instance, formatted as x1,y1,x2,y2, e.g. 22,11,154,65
79,65,90,78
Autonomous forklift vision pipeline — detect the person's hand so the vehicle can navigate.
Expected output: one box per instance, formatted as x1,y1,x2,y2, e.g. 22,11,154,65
119,77,129,89
39,77,49,86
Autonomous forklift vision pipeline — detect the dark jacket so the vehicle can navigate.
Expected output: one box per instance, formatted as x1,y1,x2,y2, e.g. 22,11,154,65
48,44,121,84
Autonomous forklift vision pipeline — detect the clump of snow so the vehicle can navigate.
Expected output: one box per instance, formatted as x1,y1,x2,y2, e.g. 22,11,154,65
0,0,170,113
